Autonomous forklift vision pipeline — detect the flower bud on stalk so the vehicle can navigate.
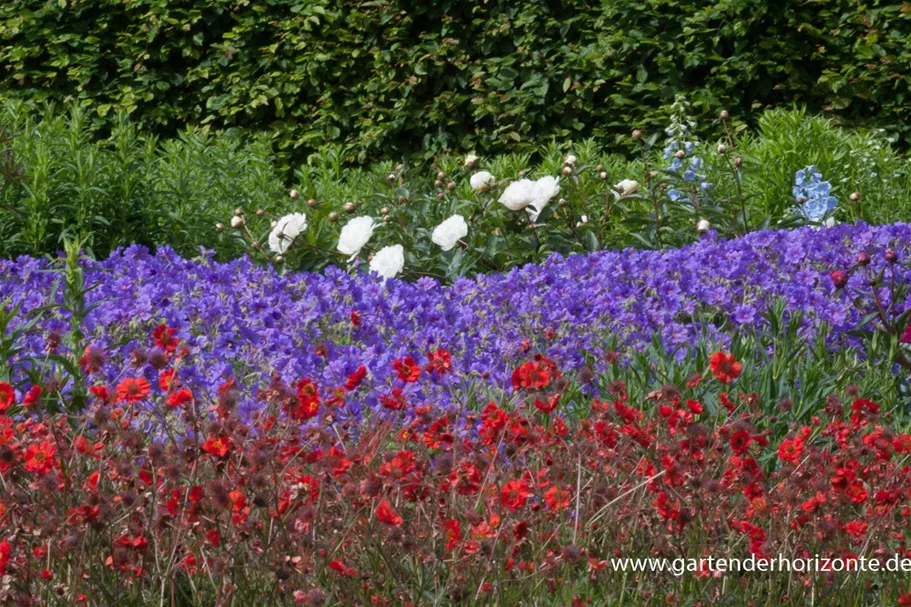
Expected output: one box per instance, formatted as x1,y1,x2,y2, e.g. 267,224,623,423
307,199,317,208
343,202,357,213
720,110,730,120
856,252,870,266
631,129,642,141
290,189,300,200
231,216,245,229
886,249,899,263
830,270,849,289
216,222,225,232
850,192,861,202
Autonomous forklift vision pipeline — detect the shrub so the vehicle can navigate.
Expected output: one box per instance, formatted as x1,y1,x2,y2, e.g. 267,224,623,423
1,0,910,169
0,100,286,259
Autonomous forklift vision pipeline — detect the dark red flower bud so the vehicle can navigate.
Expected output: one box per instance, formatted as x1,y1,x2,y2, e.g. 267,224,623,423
830,270,849,289
856,252,870,266
886,249,899,263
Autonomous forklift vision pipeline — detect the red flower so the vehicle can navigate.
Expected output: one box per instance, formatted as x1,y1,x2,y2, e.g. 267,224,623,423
425,348,452,376
501,479,531,510
844,520,868,538
344,365,368,391
534,393,561,414
393,357,422,383
729,430,752,455
709,352,742,385
116,377,151,403
778,438,804,463
287,379,321,421
22,385,42,409
154,324,179,352
511,361,552,391
381,388,407,411
0,541,9,575
375,499,403,526
350,310,361,327
846,481,868,504
201,436,230,458
166,388,193,409
24,440,56,475
442,519,461,550
902,323,911,345
544,486,571,511
0,382,14,413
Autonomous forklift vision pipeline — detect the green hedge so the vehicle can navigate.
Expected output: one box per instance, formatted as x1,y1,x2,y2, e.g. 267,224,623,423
1,0,909,171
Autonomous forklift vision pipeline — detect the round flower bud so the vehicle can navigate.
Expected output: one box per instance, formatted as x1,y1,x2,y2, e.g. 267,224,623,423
463,153,479,168
734,157,743,169
631,129,643,140
327,212,338,222
599,171,608,180
720,110,730,120
234,208,243,216
437,192,445,200
717,143,727,154
382,214,390,222
886,249,899,263
696,219,710,232
437,171,446,180
230,216,245,229
380,207,389,215
256,209,265,217
387,174,396,182
829,270,849,290
434,179,443,188
274,255,284,265
675,149,686,160
289,189,300,200
849,192,861,202
564,154,578,167
856,252,871,266
595,164,604,172
216,222,225,232
307,198,317,207
397,195,406,203
447,181,456,190
343,202,357,213
562,166,573,176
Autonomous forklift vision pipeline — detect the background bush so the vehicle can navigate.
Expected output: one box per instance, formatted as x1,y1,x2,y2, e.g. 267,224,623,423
3,99,911,271
0,100,285,259
1,0,910,172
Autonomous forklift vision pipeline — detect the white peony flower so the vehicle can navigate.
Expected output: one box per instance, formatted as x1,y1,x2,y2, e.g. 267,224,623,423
369,244,404,279
526,176,560,222
614,179,639,196
268,212,307,254
696,219,711,232
431,214,468,251
337,216,375,257
470,171,496,191
497,179,535,211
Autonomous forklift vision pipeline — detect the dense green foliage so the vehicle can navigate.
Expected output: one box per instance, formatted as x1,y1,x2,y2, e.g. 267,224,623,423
1,0,910,170
3,100,911,272
0,101,285,259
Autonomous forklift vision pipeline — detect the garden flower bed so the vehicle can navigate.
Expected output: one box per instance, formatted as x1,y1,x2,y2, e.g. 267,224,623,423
1,222,909,419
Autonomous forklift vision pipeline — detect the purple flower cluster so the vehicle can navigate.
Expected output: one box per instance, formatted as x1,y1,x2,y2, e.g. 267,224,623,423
1,222,909,418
